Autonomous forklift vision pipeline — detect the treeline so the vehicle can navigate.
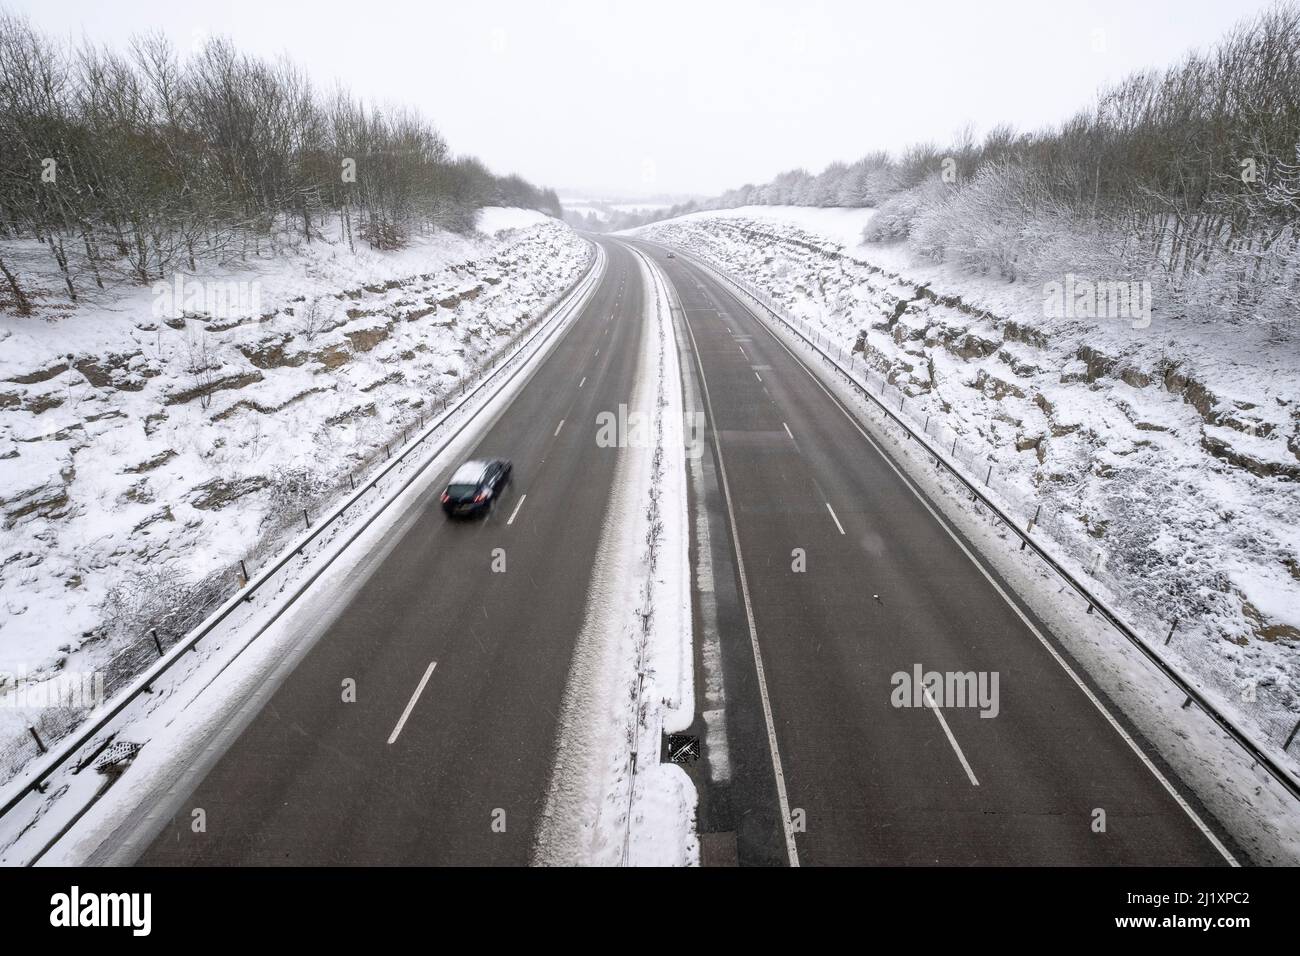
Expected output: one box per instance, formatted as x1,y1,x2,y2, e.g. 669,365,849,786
566,200,701,234
0,11,561,312
668,3,1300,327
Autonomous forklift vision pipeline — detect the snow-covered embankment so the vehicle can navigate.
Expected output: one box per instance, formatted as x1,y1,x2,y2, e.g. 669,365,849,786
0,209,588,784
633,206,1300,863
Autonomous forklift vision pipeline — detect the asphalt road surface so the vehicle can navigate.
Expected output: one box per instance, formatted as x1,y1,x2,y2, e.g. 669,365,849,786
627,239,1235,866
135,233,1236,867
138,239,642,864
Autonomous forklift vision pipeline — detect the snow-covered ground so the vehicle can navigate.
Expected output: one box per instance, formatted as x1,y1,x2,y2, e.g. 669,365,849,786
631,206,1300,783
533,246,696,866
21,249,607,865
0,208,588,785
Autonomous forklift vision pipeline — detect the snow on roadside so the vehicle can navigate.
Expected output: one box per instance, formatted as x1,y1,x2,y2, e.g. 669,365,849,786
0,211,588,786
476,206,555,235
28,248,607,865
657,238,1300,864
632,207,1300,777
532,245,696,867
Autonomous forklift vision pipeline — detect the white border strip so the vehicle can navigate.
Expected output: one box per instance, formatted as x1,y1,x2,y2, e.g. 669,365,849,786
634,243,801,867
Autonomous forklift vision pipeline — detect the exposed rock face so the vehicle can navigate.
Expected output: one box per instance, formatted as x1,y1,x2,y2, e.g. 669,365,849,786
0,216,591,776
344,325,392,353
211,386,331,422
75,352,147,391
189,475,272,511
164,370,265,406
7,361,69,385
1201,429,1300,480
0,451,75,526
122,449,177,474
239,335,310,370
313,344,351,369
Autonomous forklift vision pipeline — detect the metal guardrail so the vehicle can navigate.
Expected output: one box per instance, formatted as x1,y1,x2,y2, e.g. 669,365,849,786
0,241,606,830
646,238,1300,805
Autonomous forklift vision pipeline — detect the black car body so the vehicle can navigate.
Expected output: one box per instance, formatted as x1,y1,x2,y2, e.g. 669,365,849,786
440,458,512,517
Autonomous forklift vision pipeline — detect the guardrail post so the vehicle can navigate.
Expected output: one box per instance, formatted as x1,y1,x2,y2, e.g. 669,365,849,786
1021,504,1040,550
1285,717,1300,752
152,629,164,657
28,727,46,754
1165,618,1179,645
985,464,993,485
239,559,249,585
951,437,958,456
303,509,311,530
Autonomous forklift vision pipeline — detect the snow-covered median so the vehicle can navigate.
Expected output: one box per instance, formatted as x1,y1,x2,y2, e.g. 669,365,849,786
532,245,696,866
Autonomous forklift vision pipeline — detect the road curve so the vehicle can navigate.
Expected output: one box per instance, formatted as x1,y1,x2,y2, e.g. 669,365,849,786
137,239,643,865
133,231,1239,867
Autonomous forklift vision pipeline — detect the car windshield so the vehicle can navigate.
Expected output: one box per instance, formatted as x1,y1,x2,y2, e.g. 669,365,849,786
446,483,478,498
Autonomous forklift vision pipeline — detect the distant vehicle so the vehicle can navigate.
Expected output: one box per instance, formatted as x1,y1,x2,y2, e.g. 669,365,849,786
441,458,512,517
666,252,675,258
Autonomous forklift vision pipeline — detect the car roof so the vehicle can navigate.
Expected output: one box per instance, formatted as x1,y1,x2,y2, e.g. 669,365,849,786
448,460,490,484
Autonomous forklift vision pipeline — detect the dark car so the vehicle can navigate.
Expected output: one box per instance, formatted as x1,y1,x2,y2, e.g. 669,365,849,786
666,252,675,258
441,458,512,517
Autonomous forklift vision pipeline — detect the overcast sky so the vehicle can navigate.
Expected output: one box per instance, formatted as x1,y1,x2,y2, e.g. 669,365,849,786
9,0,1282,199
